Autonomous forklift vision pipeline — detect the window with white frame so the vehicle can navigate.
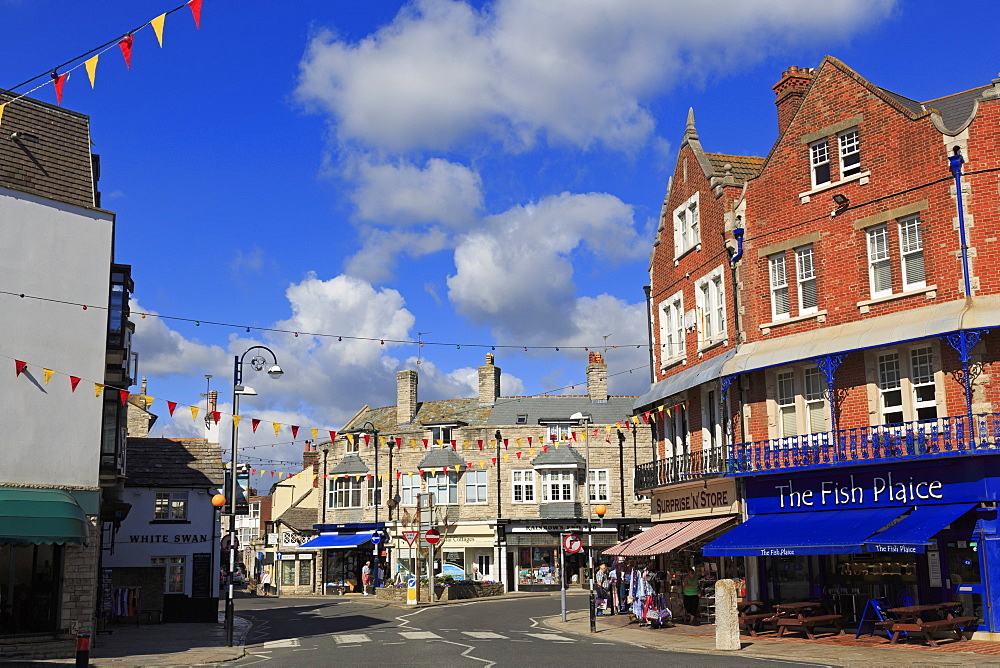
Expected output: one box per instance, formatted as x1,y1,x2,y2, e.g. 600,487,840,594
540,470,575,502
878,352,904,425
151,556,185,593
769,253,790,320
867,224,892,297
776,371,797,437
588,469,609,503
249,501,260,519
804,367,827,433
154,491,188,520
673,192,700,256
795,245,818,314
659,292,685,364
329,477,363,508
899,215,925,290
838,128,861,178
345,434,359,453
511,469,535,503
426,472,458,505
910,346,938,421
772,365,829,438
399,474,420,506
546,423,573,442
366,477,382,507
696,268,725,346
877,345,939,426
430,425,454,446
464,470,487,503
810,139,831,187
702,387,723,461
663,402,688,458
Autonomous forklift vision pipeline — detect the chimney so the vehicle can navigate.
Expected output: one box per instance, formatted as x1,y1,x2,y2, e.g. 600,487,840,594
773,66,814,135
302,440,320,470
587,352,608,403
207,390,218,413
140,376,148,404
478,353,501,405
396,369,418,426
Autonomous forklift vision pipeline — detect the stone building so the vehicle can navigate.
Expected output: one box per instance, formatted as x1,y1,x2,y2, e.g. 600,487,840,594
305,353,651,593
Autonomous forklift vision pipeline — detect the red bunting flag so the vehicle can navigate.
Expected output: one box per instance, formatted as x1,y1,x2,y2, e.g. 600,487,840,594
366,474,372,480
270,471,274,477
251,469,256,475
119,34,134,69
503,439,508,448
451,441,457,451
527,436,533,445
188,0,202,29
396,471,402,479
50,72,67,105
363,434,370,446
211,411,220,424
516,451,522,459
422,439,428,449
491,457,497,466
329,430,338,442
291,426,299,439
14,360,27,377
642,412,650,423
550,434,556,442
605,436,611,443
70,376,81,392
477,440,483,450
542,445,548,452
166,400,176,415
395,437,402,449
119,390,129,406
252,419,261,433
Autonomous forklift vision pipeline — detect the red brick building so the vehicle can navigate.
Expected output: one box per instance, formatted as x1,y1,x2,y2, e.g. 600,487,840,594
633,58,1000,631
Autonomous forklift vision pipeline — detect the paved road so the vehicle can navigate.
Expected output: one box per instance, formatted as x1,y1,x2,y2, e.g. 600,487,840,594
232,594,822,667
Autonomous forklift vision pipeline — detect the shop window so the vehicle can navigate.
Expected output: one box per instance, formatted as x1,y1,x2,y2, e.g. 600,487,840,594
151,556,185,593
399,474,420,506
0,542,61,634
281,560,295,587
298,559,312,586
330,478,363,508
464,470,487,503
426,472,458,505
512,469,535,503
588,469,609,502
659,291,685,365
153,491,188,520
539,469,574,502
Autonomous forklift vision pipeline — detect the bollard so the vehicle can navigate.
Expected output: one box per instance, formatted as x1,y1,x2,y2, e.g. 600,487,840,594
76,633,90,667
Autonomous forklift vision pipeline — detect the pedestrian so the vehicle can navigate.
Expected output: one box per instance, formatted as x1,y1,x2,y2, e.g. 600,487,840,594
595,563,611,616
377,561,385,588
260,567,272,597
362,560,372,595
471,564,483,581
683,566,701,625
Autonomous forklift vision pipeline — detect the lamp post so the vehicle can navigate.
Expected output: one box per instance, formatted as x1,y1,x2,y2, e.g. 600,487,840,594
571,412,594,633
225,346,282,647
495,428,502,586
363,421,380,589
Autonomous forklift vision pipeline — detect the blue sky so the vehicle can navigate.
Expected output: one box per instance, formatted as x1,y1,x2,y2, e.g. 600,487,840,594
4,0,998,471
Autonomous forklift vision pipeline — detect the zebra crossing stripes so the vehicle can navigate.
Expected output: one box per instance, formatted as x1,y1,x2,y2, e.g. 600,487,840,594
462,631,507,639
331,630,578,645
399,631,442,640
333,634,372,645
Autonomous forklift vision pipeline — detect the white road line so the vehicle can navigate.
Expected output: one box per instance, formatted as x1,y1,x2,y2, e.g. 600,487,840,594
334,634,371,644
462,631,507,639
524,633,575,642
261,639,300,649
399,631,442,640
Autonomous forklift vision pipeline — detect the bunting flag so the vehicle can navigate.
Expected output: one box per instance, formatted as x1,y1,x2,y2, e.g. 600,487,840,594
291,425,299,439
119,34,134,69
363,433,370,446
571,432,577,441
151,13,166,46
477,460,484,468
491,458,497,466
272,422,281,437
0,103,5,127
95,383,104,398
453,465,460,473
43,368,54,385
527,436,532,445
166,400,176,415
188,0,203,29
503,439,509,448
631,415,640,424
311,428,318,442
252,418,261,433
331,431,339,442
190,405,199,421
211,410,220,424
478,440,484,450
119,390,129,406
503,454,510,462
435,439,442,448
410,439,417,450
642,412,650,423
451,442,457,451
380,437,387,448
51,72,67,105
143,396,155,409
516,452,522,459
528,449,535,457
15,360,27,377
542,445,548,453
70,376,81,392
396,471,402,479
605,425,612,433
85,55,99,88
345,433,353,446
395,437,402,449
232,415,241,430
422,439,428,449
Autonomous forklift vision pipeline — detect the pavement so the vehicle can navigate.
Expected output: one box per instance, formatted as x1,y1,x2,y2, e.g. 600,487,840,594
7,592,1000,666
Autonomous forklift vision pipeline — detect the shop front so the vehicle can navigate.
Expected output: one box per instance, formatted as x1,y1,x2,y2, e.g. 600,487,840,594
390,522,497,583
704,454,1000,633
299,523,385,595
505,521,619,591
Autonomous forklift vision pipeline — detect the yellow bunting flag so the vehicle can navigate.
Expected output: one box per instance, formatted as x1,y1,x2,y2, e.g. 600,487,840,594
273,422,281,437
85,55,99,88
632,415,640,424
529,449,535,456
311,428,318,442
151,13,166,47
345,433,354,446
503,455,510,462
95,383,105,398
144,396,155,409
516,438,522,447
190,406,199,421
436,439,442,447
407,471,413,477
0,103,6,127
605,425,612,433
43,368,54,385
453,465,460,473
410,439,417,450
479,460,486,468
233,415,241,430
463,440,469,450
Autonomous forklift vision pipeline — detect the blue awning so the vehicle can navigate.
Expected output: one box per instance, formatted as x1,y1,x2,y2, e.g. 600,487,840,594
865,503,975,554
297,533,371,550
703,507,905,557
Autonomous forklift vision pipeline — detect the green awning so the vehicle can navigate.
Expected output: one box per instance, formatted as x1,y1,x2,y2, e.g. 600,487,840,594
0,488,91,545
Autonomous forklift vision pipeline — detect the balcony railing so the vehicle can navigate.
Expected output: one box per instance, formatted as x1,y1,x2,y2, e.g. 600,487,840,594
636,413,1000,490
635,447,728,491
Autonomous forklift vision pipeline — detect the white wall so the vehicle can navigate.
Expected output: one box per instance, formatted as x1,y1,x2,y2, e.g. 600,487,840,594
0,187,114,488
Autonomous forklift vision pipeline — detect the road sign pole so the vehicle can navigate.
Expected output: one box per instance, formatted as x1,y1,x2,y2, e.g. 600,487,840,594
560,533,567,622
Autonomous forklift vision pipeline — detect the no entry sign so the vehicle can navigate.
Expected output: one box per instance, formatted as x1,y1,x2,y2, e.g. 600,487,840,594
424,528,441,544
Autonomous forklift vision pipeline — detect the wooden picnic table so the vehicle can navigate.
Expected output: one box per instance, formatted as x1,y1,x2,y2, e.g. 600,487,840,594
738,601,772,636
888,602,961,623
774,601,844,640
885,602,974,647
738,600,763,610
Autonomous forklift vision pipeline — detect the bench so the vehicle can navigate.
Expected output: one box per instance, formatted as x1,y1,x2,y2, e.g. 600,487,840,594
740,612,778,637
776,614,844,640
889,616,977,648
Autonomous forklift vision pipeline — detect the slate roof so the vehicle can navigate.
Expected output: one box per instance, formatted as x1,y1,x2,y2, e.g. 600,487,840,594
417,448,466,470
921,85,992,133
329,453,369,476
276,490,318,533
486,395,636,426
342,398,491,434
531,444,586,467
124,438,225,487
705,153,765,185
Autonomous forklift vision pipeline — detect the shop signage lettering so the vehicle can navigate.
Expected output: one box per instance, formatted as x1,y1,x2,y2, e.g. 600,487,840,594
759,548,795,556
775,473,943,509
655,489,729,515
868,544,919,554
129,534,210,543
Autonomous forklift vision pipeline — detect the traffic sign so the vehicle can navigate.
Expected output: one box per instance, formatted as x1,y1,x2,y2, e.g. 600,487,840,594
424,528,441,544
563,534,582,554
371,531,381,544
402,530,419,546
221,534,240,552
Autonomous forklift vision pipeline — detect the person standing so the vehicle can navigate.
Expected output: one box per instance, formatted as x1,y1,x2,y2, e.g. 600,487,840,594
595,563,611,616
260,567,272,597
683,567,701,625
362,561,372,596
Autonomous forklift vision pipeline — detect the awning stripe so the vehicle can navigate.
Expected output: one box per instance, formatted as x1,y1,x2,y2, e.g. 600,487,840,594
630,516,733,557
864,503,975,554
0,488,90,546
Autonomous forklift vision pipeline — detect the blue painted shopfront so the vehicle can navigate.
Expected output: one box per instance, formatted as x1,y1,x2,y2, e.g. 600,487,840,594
704,453,1000,632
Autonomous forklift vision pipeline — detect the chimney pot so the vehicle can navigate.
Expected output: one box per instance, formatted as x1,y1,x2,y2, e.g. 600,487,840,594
397,369,419,425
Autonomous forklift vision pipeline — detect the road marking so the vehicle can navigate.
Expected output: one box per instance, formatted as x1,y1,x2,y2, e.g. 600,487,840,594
524,633,574,642
462,631,507,639
399,631,441,640
262,638,300,649
334,634,371,645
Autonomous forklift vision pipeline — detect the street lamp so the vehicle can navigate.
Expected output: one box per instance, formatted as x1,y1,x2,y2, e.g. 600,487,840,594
225,346,282,647
495,428,502,587
571,411,595,633
362,422,380,589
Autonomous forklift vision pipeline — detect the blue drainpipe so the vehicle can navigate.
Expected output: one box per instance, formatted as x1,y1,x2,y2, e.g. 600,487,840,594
730,228,745,264
948,147,973,299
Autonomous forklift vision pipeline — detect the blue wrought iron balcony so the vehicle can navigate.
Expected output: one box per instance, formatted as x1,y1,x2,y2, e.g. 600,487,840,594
635,413,1000,492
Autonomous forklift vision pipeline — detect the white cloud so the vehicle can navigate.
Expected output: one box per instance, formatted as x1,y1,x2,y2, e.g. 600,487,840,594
131,300,229,377
344,227,449,284
297,0,896,153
